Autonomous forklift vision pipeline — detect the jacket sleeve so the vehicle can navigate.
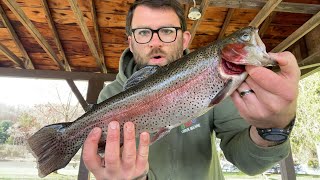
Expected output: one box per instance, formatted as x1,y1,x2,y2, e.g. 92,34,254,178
212,97,290,175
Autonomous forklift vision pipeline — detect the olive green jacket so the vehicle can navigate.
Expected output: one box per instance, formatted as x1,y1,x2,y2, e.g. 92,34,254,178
98,48,290,180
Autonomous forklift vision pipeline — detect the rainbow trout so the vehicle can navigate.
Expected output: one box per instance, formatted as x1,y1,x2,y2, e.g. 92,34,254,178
27,26,276,177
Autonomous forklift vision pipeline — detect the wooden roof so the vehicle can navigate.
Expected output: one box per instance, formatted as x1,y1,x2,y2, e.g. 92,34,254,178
0,0,319,79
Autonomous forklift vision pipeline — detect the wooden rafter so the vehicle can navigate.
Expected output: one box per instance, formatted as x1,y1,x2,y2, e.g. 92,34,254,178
188,0,210,47
184,3,190,21
0,67,116,81
179,0,320,14
258,12,277,38
299,51,320,69
301,66,320,79
39,0,89,113
271,11,320,52
249,0,282,27
0,4,34,69
217,8,234,40
40,0,71,72
0,42,25,68
89,0,106,73
300,63,320,70
66,79,90,111
2,0,65,70
68,0,107,74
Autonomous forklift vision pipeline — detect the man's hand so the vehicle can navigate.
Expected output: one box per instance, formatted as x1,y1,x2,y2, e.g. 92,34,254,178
83,121,150,180
231,51,300,146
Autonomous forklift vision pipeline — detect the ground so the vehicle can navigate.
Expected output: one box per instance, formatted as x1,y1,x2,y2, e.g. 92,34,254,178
1,160,320,180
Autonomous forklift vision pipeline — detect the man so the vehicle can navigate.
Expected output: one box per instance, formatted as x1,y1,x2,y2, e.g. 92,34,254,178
82,0,300,179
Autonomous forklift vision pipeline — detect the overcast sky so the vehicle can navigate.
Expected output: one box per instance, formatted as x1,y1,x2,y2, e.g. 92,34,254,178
0,77,88,106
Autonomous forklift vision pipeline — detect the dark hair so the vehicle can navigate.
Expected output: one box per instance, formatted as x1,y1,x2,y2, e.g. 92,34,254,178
125,0,187,36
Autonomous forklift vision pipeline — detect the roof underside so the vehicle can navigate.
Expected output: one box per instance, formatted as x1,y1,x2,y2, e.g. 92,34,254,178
0,0,319,79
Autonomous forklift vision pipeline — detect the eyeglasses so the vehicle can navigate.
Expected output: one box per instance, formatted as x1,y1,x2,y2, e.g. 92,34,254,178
131,27,181,44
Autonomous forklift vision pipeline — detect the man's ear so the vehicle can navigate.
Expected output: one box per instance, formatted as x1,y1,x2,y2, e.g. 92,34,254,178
128,36,133,52
182,31,191,50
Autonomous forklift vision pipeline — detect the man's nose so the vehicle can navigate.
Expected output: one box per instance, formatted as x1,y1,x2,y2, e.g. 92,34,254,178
148,33,163,48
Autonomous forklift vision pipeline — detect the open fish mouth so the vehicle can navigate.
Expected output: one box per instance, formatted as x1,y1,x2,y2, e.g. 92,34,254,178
221,58,245,75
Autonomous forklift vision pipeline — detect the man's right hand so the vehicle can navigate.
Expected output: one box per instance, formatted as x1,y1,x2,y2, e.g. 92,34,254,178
83,121,150,180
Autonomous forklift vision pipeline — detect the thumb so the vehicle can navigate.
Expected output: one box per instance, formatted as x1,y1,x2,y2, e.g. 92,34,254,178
268,51,301,79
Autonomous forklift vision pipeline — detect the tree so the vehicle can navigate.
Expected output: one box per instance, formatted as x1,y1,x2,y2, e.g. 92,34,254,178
32,88,84,127
0,120,12,144
7,112,40,145
291,72,320,165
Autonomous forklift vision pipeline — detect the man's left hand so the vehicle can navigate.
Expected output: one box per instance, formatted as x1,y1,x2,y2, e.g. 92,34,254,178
231,51,300,145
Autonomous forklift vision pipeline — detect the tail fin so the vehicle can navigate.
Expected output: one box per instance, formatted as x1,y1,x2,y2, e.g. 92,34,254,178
27,122,79,177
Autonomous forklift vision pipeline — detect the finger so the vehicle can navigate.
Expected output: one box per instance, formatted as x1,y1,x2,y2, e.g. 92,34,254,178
232,81,258,118
269,52,300,78
105,121,121,175
231,91,248,117
245,76,282,114
245,65,284,91
245,52,300,89
122,122,137,172
246,64,298,101
82,127,104,174
136,132,150,172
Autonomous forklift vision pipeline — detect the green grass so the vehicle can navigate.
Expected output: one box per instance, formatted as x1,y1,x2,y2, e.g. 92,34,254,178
224,172,320,180
0,173,77,180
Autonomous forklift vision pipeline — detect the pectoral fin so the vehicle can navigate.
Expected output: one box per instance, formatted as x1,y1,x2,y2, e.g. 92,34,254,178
209,79,233,106
150,127,171,144
123,65,160,91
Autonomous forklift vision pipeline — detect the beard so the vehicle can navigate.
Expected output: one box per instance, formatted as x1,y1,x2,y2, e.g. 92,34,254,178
131,38,184,69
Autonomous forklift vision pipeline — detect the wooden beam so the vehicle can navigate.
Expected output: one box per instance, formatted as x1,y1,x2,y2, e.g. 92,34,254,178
0,67,116,81
280,148,296,180
299,51,320,66
68,0,107,74
188,0,210,47
86,78,104,104
300,63,320,70
259,12,277,38
89,0,106,73
0,42,25,68
271,11,320,52
2,0,65,70
249,0,282,27
78,152,90,180
301,66,320,79
184,4,190,22
40,0,92,125
178,0,320,14
217,8,234,40
66,79,90,111
40,0,72,72
0,4,34,69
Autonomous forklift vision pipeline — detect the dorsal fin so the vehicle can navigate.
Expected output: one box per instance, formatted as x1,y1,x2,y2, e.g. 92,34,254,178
123,65,160,91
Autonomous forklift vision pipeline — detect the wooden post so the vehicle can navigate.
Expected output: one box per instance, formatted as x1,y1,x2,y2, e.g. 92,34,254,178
77,78,105,180
280,146,296,180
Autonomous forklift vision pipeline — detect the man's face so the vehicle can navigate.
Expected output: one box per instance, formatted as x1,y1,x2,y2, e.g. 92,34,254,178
128,5,191,68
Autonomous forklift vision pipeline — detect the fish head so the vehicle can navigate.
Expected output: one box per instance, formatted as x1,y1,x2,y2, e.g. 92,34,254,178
214,26,277,98
219,26,276,77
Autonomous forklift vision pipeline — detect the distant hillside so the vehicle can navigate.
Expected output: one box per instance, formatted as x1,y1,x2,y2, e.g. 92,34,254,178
0,104,27,121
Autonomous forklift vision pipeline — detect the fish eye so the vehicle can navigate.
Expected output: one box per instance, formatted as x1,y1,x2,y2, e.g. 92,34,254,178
241,33,251,41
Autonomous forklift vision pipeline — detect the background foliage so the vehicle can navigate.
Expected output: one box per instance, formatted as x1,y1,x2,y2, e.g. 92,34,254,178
291,71,320,166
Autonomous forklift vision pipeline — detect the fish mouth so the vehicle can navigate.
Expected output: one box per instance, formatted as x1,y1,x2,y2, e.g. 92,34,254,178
221,58,246,75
